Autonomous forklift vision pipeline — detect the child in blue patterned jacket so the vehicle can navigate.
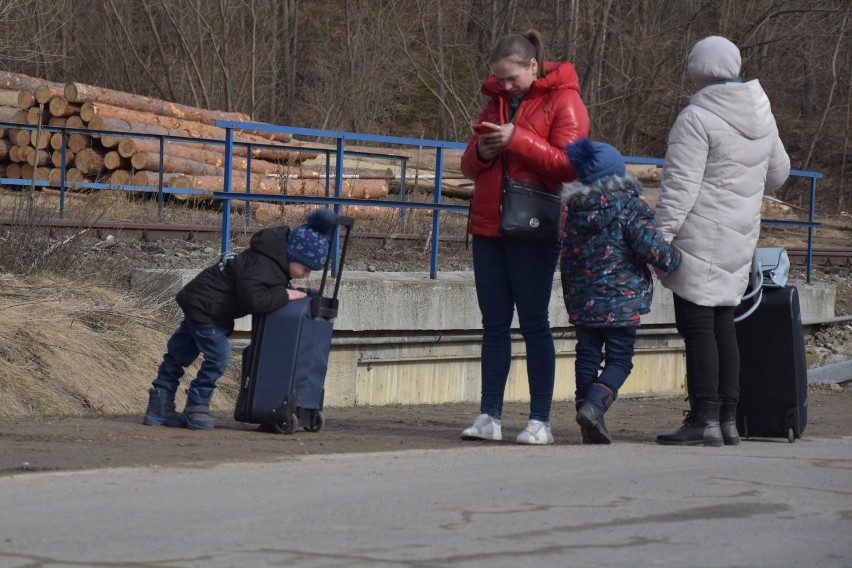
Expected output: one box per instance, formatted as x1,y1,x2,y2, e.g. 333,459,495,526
561,138,681,444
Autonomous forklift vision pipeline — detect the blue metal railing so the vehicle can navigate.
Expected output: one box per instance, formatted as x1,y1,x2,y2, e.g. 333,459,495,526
0,119,824,281
214,122,468,278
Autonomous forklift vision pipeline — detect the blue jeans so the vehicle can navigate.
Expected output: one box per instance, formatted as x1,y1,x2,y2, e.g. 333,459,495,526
673,294,739,403
153,319,231,393
472,235,560,422
574,326,637,400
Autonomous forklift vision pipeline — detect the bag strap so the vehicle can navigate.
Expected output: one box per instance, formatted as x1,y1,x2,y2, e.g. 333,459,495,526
734,251,764,323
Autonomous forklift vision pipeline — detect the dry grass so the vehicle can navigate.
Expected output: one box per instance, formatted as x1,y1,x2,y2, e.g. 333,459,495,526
0,273,242,418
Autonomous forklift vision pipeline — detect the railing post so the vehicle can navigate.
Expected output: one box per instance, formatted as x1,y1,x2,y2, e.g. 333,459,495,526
430,147,444,279
807,176,817,283
245,144,252,229
157,136,165,223
398,157,408,231
59,131,67,219
331,137,345,276
221,128,234,255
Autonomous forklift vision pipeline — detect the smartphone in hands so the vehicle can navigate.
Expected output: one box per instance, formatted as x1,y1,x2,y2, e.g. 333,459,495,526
472,122,499,134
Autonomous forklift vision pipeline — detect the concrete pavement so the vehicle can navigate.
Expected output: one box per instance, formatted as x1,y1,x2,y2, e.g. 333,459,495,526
1,437,850,567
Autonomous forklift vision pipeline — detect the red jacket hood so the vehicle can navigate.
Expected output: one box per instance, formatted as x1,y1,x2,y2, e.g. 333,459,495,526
480,61,581,105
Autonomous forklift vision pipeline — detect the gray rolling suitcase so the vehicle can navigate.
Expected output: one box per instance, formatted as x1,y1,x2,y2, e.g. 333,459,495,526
234,215,354,434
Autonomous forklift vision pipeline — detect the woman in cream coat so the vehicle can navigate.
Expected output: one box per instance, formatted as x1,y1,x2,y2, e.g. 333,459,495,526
655,36,790,447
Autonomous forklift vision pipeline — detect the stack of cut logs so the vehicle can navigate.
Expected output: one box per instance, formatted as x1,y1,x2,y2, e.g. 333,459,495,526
0,71,392,220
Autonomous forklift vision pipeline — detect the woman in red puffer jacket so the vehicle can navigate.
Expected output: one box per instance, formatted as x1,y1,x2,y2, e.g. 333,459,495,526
459,30,589,446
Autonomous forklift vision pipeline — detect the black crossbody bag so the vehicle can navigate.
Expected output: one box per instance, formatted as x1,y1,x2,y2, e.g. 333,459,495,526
498,157,562,243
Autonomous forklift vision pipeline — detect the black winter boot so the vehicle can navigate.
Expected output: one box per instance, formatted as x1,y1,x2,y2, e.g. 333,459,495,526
656,399,723,447
575,400,591,444
181,387,216,430
143,387,182,427
720,400,740,446
576,383,615,444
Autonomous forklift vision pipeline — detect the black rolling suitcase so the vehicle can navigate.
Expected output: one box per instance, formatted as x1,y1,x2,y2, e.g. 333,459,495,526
234,215,354,434
735,283,808,443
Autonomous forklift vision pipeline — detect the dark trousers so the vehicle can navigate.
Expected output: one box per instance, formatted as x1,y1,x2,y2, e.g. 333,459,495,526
153,319,231,394
574,326,637,401
673,294,739,403
472,235,560,422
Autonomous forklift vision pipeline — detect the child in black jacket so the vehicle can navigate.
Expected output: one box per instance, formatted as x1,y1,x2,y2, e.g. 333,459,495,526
143,209,337,430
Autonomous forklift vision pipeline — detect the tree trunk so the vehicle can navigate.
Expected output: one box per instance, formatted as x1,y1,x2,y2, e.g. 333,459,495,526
109,169,132,185
30,129,51,149
35,85,64,105
0,71,63,92
48,96,82,118
115,134,304,163
16,89,35,110
131,151,228,177
103,150,131,170
0,106,23,123
67,133,91,153
26,106,46,125
23,146,50,167
51,149,74,168
87,115,168,147
116,136,288,174
0,90,18,107
65,81,250,125
132,170,192,188
185,173,285,193
15,130,33,147
6,162,22,179
49,132,64,150
87,113,296,151
66,115,84,129
0,138,11,161
74,147,106,175
8,145,22,163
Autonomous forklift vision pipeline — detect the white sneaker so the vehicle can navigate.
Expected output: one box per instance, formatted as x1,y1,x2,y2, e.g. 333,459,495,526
515,420,554,445
461,413,502,441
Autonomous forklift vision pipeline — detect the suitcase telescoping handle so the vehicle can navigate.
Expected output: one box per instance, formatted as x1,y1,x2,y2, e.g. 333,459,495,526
317,215,355,302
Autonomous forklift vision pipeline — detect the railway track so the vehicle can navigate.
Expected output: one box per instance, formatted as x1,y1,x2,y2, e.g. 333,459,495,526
2,217,850,266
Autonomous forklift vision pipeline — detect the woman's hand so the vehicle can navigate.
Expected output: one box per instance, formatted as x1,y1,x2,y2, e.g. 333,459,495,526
476,122,514,161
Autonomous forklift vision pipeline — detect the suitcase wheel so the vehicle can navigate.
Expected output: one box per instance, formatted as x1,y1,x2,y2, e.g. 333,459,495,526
257,413,299,435
271,413,299,435
787,427,795,443
298,408,325,433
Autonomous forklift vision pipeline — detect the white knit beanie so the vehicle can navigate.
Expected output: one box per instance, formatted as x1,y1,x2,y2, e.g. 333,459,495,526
687,36,741,87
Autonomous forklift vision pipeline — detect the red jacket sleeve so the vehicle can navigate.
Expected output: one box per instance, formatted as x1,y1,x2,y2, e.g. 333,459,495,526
461,99,501,181
507,88,589,183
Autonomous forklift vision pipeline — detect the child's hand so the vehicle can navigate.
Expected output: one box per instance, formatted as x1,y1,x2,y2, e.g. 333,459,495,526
654,267,670,280
287,288,307,300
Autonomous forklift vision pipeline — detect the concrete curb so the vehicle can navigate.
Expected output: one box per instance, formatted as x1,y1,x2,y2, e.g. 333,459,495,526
808,358,852,385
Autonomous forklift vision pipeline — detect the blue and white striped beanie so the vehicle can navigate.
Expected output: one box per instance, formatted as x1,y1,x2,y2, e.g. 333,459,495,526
286,209,337,270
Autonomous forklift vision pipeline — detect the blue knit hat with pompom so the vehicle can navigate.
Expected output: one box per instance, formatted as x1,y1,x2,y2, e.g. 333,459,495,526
286,209,337,270
566,137,626,185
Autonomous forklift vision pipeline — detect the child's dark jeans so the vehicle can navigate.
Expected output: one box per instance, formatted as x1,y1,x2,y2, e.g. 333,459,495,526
574,325,637,400
153,319,231,393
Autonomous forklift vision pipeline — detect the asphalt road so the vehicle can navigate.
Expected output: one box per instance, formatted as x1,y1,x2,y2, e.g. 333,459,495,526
1,438,850,568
